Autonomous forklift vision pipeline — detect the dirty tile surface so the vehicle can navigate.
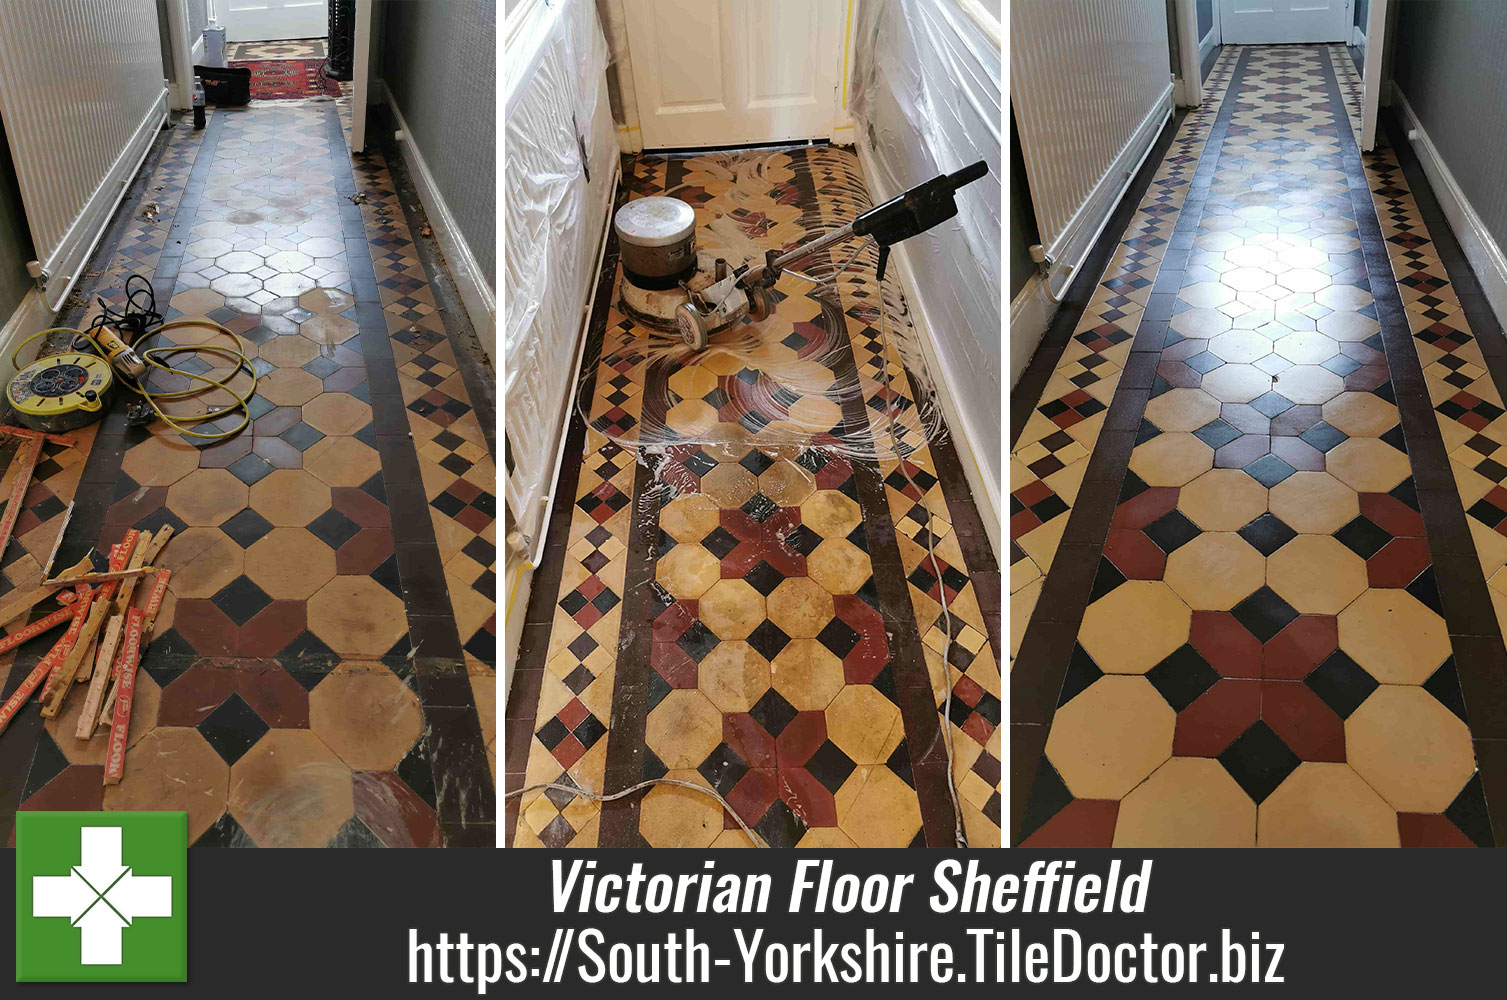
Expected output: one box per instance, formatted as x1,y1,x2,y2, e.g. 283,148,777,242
0,101,495,847
1014,45,1502,848
508,147,1000,848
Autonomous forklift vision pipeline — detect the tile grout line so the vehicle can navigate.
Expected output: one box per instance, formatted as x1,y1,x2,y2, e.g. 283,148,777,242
321,104,495,840
1010,47,1254,842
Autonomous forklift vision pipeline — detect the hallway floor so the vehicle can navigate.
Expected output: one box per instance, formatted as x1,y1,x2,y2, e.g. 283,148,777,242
0,100,496,846
507,146,1001,848
1013,45,1507,847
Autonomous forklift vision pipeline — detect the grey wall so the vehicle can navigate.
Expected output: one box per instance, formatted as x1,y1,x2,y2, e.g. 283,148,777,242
1196,0,1213,38
187,0,207,41
1355,0,1368,29
0,125,35,323
1393,0,1507,255
379,0,496,289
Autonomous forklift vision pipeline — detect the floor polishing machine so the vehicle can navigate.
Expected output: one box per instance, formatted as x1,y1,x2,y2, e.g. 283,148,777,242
614,160,990,350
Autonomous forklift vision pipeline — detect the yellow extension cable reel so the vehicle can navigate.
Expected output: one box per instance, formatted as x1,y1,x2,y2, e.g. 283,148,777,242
7,352,115,433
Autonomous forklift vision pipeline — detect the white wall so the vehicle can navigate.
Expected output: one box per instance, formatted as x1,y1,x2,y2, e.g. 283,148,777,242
851,0,1003,546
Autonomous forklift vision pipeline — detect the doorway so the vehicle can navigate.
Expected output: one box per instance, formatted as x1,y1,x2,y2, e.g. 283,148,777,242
217,0,329,43
621,0,844,149
1218,0,1351,44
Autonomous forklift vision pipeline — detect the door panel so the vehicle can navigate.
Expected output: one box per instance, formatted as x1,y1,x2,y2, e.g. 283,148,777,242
222,0,329,43
1219,0,1349,43
624,0,842,149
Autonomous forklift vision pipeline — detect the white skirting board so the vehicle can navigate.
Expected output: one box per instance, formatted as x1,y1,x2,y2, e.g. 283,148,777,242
385,93,498,362
1394,88,1507,342
0,288,58,394
1010,273,1056,388
503,561,533,691
853,144,1003,561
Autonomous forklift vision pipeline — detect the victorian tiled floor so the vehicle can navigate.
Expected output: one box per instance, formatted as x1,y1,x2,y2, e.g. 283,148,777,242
507,148,1002,848
0,99,496,846
1013,44,1507,847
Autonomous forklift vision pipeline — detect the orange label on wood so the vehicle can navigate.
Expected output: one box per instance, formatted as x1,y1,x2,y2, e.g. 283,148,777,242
103,608,145,785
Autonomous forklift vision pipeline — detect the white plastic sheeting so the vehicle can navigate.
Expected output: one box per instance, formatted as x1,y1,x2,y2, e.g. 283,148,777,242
850,0,1003,539
504,0,618,558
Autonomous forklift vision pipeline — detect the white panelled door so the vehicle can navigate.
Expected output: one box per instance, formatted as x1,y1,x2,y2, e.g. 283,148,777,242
622,0,844,149
1218,0,1350,43
220,0,329,42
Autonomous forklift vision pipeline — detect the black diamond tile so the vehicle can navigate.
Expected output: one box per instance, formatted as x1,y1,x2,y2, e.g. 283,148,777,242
701,526,740,559
1304,649,1379,719
804,740,856,794
308,508,361,549
226,453,275,486
1146,644,1220,711
197,692,270,764
1217,721,1300,803
816,617,861,658
1238,512,1297,555
746,620,790,659
280,421,326,451
221,507,275,548
1232,586,1299,643
1144,509,1200,553
1334,516,1391,559
1423,658,1468,724
677,620,719,659
1244,453,1295,487
211,575,272,626
1298,421,1347,452
1250,391,1295,418
749,688,798,737
698,741,749,795
744,560,783,596
1194,418,1242,451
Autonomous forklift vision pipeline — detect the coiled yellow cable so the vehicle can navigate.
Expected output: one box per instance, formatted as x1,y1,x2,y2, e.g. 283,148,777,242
11,319,258,441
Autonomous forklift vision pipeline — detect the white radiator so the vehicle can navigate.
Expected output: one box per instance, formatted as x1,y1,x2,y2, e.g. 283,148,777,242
0,0,168,312
1010,0,1173,297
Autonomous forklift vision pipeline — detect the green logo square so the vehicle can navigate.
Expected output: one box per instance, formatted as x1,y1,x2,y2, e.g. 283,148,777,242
15,811,187,983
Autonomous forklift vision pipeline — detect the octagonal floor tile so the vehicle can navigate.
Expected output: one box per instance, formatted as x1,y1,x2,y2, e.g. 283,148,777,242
306,575,409,656
1145,388,1221,432
1080,580,1192,673
1268,471,1357,534
826,685,905,764
644,690,723,771
245,527,336,599
1112,756,1256,847
767,578,834,638
698,641,770,712
1256,762,1398,847
1267,535,1367,614
1346,686,1474,813
104,726,228,843
1322,392,1397,437
121,433,202,487
835,764,922,847
228,729,354,847
1337,589,1450,684
308,662,423,770
699,578,764,639
1178,469,1267,531
770,639,844,711
303,435,381,488
1045,675,1174,799
1327,438,1411,493
249,468,332,526
640,769,724,847
1129,433,1214,487
1164,533,1264,611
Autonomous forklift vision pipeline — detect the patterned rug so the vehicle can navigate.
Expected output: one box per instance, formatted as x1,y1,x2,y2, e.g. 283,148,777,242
230,59,342,100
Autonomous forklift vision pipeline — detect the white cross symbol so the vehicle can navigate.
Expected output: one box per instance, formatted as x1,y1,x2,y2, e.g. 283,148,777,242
31,826,172,965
